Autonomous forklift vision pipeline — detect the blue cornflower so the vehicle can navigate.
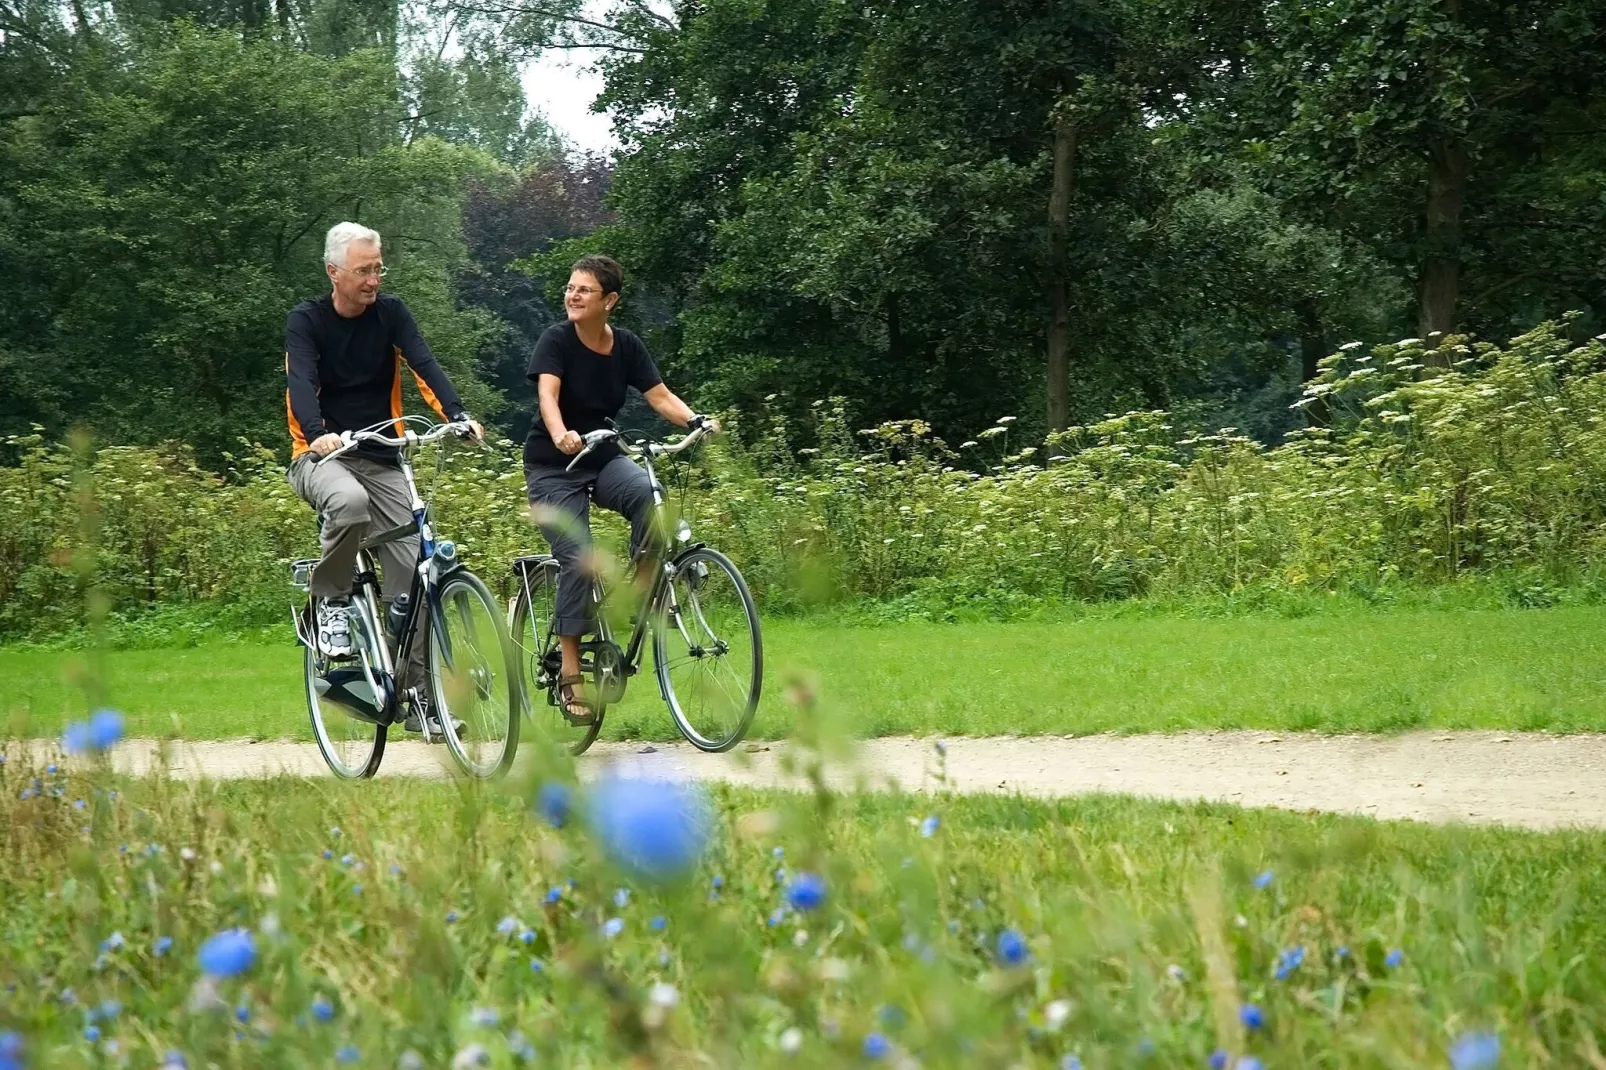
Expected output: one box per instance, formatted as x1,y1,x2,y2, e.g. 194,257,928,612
614,887,631,908
1060,1058,1082,1070
603,918,625,938
1336,945,1350,960
934,740,947,756
497,916,519,935
73,799,85,810
335,1045,359,1063
322,849,333,860
389,864,402,876
340,853,356,867
650,916,667,931
774,866,788,883
84,1026,101,1043
995,928,1029,968
767,909,785,927
772,846,785,860
153,936,173,956
862,1033,890,1060
1275,945,1306,980
0,1032,22,1070
520,928,536,945
446,910,459,923
1208,1050,1227,1070
89,709,124,749
1449,1031,1500,1070
587,774,712,882
1239,1004,1265,1030
62,722,94,755
160,1051,187,1069
1235,1059,1264,1070
351,885,362,895
1385,947,1404,968
197,929,256,977
469,1007,499,1028
545,887,562,905
711,875,725,890
234,1005,250,1024
1253,870,1274,890
537,782,571,828
784,872,826,912
920,815,940,838
529,958,544,973
97,999,121,1020
100,931,125,952
311,996,335,1023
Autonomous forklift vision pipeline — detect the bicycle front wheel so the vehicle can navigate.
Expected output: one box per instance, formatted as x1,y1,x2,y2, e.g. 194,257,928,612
653,547,762,752
429,570,520,779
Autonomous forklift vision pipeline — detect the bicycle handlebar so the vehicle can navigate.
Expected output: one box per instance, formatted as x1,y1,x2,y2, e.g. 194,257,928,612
315,419,479,467
564,422,715,472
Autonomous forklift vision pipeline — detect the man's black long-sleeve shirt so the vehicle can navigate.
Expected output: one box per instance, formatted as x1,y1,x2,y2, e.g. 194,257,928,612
284,293,468,464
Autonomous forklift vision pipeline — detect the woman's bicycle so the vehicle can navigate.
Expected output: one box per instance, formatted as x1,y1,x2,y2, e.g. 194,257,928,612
290,416,521,780
509,423,763,755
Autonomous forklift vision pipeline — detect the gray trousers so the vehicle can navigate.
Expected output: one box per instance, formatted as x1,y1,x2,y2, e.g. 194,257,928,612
289,453,425,685
525,454,656,637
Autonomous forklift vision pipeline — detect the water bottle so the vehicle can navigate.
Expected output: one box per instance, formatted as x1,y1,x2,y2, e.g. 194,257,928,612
387,593,410,637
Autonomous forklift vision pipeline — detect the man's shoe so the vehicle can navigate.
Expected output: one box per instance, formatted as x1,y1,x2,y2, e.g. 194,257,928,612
316,598,355,659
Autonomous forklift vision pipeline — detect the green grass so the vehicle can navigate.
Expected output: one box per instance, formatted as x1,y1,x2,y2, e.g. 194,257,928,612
6,603,1606,740
2,752,1603,1067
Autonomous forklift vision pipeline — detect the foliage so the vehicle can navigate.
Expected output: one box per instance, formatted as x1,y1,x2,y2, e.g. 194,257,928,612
1,743,1604,1065
5,321,1606,641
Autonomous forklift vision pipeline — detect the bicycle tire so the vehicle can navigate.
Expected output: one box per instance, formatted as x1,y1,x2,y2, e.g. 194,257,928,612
653,546,763,753
304,599,387,779
510,559,604,756
429,569,521,779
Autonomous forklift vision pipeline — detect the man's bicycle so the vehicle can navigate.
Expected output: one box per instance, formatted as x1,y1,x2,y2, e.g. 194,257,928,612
290,416,521,780
509,423,763,755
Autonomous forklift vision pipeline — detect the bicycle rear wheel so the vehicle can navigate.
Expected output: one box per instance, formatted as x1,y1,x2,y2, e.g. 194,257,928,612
304,598,386,779
430,569,520,779
653,547,762,752
510,558,604,756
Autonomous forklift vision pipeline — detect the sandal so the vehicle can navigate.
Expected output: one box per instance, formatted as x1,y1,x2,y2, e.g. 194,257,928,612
557,673,597,726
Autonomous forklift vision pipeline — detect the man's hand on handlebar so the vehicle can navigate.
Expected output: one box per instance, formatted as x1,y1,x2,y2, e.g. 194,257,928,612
310,433,344,457
687,414,721,436
554,429,584,455
456,418,486,443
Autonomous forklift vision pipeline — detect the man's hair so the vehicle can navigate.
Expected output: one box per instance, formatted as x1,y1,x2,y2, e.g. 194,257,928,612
572,254,623,296
324,222,382,268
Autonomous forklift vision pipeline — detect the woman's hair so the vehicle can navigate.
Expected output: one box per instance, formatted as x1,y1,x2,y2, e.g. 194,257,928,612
571,254,623,296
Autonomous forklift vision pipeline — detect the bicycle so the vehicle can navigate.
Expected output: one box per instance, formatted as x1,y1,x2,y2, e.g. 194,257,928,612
508,422,763,756
289,416,521,780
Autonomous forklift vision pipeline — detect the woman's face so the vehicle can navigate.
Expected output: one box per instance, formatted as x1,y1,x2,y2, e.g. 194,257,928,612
565,271,614,325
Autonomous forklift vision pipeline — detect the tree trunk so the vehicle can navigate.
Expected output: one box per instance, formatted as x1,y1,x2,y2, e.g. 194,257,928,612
1417,136,1469,359
1295,297,1329,425
1046,113,1077,436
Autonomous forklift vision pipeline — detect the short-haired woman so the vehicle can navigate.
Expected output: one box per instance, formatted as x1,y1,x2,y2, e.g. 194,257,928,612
524,254,718,724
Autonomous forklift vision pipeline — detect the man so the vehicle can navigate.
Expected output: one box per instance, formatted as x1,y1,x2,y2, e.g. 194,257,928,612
285,221,483,736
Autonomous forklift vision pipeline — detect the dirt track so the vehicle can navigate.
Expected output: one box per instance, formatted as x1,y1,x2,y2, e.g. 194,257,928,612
18,730,1606,832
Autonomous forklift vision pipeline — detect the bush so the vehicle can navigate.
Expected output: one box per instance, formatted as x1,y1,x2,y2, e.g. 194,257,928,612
4,320,1606,642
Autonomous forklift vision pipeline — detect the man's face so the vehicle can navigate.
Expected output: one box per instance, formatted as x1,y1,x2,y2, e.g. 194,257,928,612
327,240,383,308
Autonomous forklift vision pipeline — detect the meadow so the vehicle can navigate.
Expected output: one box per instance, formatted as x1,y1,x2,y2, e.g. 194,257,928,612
0,735,1590,1069
6,602,1606,742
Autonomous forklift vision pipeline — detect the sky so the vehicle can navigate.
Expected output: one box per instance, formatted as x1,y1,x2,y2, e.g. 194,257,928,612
521,51,619,158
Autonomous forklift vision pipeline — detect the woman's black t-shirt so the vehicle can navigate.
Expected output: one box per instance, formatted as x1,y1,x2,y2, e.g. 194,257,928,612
524,321,663,471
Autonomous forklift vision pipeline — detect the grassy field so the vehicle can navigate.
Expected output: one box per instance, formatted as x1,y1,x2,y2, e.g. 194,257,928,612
5,603,1606,741
1,746,1600,1067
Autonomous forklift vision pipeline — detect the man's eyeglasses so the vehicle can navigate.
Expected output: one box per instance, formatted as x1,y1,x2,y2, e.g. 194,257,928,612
339,264,388,280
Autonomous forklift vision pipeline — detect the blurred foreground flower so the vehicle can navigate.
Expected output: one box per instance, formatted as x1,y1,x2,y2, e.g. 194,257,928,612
1450,1032,1500,1070
197,930,255,977
587,774,711,881
785,873,826,912
62,709,124,755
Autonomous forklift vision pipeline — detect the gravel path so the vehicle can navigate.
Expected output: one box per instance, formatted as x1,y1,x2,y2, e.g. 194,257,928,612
17,730,1606,832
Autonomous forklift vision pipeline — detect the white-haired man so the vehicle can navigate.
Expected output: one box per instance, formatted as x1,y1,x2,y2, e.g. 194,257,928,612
285,222,483,737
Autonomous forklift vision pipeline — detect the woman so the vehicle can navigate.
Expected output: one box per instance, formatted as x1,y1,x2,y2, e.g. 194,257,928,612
524,254,717,723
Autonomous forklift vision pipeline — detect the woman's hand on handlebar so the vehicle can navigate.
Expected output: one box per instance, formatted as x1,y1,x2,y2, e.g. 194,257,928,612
554,428,583,455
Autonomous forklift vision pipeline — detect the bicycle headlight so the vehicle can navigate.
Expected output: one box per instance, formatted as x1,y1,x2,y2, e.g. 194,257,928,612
437,540,457,562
